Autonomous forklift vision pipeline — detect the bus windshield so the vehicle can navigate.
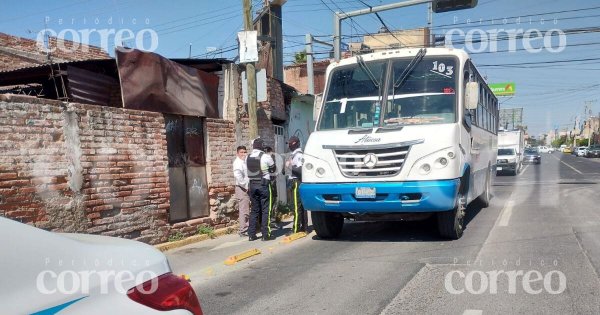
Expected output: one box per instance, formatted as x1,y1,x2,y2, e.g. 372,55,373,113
319,61,386,130
384,57,457,127
318,56,457,131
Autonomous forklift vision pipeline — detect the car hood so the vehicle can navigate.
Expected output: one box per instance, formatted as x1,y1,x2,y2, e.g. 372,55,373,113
0,217,170,314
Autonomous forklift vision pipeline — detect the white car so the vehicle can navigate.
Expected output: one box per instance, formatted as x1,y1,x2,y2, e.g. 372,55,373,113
538,146,551,153
576,146,589,157
0,217,203,315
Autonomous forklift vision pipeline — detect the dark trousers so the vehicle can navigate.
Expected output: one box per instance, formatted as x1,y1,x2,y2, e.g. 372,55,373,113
291,179,307,233
248,180,272,238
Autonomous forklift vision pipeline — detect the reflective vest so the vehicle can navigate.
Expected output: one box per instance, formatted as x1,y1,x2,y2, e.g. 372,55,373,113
246,152,263,181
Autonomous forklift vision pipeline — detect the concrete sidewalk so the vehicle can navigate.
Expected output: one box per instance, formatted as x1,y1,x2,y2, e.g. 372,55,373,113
165,218,313,285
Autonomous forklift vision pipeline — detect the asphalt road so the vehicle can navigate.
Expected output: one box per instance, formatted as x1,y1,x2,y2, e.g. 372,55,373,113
168,152,600,315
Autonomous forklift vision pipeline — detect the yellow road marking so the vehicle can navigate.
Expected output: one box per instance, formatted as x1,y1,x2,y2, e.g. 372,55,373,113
224,248,261,265
280,232,307,244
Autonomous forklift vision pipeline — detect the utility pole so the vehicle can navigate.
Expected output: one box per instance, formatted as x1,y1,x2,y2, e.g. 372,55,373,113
243,0,258,139
305,33,334,95
584,100,597,146
427,2,433,47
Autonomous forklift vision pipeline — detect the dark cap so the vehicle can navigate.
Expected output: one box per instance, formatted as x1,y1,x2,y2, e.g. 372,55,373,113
252,138,264,150
287,136,300,150
287,136,300,144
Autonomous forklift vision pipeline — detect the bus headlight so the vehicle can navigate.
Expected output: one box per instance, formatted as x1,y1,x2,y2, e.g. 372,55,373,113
316,167,326,177
408,146,457,179
419,163,431,175
305,163,314,171
434,157,449,169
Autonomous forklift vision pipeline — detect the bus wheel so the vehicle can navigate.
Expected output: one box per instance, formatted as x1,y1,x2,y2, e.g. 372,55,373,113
312,211,344,239
437,193,466,240
477,168,491,208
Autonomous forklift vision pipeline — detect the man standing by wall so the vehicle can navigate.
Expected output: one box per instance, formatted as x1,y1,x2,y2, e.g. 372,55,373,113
233,146,250,236
286,136,307,234
246,138,276,241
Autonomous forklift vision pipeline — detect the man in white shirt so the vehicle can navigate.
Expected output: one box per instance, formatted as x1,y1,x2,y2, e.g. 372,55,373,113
233,145,250,236
246,138,276,241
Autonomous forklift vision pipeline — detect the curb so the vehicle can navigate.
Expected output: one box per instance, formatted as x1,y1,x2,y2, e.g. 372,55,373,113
154,224,238,252
224,248,261,265
280,232,307,244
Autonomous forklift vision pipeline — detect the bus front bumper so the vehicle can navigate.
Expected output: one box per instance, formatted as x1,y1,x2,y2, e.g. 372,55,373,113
299,179,459,213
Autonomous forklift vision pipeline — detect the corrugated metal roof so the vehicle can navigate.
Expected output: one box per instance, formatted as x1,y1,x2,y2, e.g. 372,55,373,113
0,58,115,73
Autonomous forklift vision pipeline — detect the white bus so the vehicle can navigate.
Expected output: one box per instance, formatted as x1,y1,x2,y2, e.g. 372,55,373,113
299,47,499,239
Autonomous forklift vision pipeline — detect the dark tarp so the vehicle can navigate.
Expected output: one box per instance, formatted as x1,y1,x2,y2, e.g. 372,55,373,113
116,49,219,117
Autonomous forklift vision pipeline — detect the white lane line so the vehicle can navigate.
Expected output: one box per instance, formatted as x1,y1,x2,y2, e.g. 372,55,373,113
521,164,529,174
498,200,515,227
551,155,583,174
462,310,483,315
475,191,515,261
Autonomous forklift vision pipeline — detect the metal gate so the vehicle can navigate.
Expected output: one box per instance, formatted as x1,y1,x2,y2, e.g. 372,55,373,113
165,115,209,222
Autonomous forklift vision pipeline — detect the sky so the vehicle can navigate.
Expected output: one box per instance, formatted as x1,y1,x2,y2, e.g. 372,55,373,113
1,0,599,137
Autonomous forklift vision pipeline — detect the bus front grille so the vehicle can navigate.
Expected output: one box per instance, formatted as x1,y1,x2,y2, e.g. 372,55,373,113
333,146,410,177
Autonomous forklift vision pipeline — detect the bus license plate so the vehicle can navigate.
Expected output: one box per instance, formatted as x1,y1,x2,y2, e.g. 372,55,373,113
496,167,502,171
355,187,376,199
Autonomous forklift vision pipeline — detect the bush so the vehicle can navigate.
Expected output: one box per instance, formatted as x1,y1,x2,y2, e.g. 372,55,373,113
197,224,215,238
168,231,185,242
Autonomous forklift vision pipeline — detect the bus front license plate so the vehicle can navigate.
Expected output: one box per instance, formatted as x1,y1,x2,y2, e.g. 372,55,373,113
355,187,376,199
496,167,502,171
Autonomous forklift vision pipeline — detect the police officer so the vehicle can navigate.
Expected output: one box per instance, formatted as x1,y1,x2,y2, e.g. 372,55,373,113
264,146,279,229
286,136,307,234
246,138,276,241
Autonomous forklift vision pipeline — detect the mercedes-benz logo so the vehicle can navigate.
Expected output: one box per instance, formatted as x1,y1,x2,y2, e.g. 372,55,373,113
363,153,378,168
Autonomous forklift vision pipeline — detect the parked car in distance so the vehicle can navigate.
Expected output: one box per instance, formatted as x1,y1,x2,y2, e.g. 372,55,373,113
538,146,551,153
563,147,572,154
0,217,203,315
523,148,541,164
586,145,600,158
576,146,589,157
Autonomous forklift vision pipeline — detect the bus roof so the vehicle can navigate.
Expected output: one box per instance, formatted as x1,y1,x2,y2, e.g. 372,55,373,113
329,47,471,69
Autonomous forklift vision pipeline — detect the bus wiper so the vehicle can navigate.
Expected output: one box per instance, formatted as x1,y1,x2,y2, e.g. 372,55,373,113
394,48,427,88
356,55,380,88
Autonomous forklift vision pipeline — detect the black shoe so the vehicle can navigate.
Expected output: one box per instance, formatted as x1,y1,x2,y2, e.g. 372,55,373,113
249,235,259,241
262,235,276,241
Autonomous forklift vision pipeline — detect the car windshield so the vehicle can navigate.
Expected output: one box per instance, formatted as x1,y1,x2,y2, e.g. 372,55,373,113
318,57,457,130
498,148,515,155
525,149,538,154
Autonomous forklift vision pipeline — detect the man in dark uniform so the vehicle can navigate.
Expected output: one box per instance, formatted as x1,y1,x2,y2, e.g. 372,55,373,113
286,136,307,234
246,138,276,241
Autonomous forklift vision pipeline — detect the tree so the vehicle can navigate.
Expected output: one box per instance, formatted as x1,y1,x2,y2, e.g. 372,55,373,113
294,50,307,64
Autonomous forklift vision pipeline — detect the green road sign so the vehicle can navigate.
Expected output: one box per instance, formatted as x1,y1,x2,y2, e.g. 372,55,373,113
489,82,516,96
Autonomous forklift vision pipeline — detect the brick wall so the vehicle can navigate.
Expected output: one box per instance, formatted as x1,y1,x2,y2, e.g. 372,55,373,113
283,61,329,95
0,32,110,72
0,94,169,244
205,118,237,228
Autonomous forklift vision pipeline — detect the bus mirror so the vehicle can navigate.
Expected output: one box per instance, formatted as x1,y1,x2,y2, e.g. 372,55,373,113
465,82,479,110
